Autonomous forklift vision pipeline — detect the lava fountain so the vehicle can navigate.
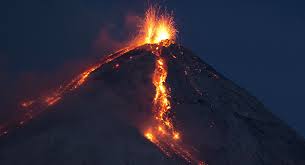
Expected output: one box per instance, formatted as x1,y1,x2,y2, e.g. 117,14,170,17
138,6,177,44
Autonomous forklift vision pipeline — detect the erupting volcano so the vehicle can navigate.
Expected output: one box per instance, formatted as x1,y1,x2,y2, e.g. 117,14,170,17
1,5,305,165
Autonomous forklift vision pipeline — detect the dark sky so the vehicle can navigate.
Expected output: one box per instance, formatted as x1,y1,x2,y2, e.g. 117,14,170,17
1,0,304,137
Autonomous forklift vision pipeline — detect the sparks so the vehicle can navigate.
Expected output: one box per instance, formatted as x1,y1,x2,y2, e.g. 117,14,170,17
135,6,177,45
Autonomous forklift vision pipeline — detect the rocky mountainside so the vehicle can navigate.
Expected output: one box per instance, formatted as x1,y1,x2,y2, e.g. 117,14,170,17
0,43,304,165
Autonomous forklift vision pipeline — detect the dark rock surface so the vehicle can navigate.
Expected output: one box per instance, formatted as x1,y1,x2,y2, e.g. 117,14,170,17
0,43,304,165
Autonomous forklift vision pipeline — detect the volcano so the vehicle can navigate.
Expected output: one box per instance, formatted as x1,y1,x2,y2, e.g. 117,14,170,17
1,42,305,165
1,5,305,165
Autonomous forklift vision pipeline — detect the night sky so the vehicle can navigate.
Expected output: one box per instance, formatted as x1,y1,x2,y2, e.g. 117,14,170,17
1,0,304,137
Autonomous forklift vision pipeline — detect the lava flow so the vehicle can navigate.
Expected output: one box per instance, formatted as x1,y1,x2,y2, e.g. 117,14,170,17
1,5,205,165
21,47,133,109
140,7,205,165
1,47,134,137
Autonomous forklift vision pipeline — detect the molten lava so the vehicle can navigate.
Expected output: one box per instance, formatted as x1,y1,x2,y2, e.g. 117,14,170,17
1,5,205,165
135,6,177,45
144,45,204,164
136,7,205,165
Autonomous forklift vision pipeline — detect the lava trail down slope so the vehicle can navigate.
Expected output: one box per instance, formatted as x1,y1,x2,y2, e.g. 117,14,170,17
0,43,305,165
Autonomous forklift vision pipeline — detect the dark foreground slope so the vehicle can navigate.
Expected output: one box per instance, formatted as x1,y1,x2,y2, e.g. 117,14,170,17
0,43,304,165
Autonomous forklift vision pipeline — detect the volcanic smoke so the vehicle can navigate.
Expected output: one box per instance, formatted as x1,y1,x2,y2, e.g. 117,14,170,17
0,6,205,165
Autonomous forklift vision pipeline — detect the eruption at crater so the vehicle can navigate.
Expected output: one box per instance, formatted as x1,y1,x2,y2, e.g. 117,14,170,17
1,5,305,165
1,6,204,165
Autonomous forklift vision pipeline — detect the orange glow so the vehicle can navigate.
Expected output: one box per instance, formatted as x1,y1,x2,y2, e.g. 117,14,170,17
73,66,99,89
140,7,204,164
18,6,176,111
173,132,180,140
145,132,155,142
6,5,205,165
144,54,204,165
135,6,177,45
152,58,173,128
19,47,132,110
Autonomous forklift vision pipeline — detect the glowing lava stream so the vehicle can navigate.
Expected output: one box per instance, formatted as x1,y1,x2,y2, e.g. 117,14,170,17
20,47,133,109
141,7,205,165
0,47,134,137
0,5,205,165
144,43,205,165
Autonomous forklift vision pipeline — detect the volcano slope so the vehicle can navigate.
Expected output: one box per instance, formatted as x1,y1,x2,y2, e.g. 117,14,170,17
0,43,305,165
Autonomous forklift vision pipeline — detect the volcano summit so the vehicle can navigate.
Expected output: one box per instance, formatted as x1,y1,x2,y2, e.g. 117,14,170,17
1,6,305,165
